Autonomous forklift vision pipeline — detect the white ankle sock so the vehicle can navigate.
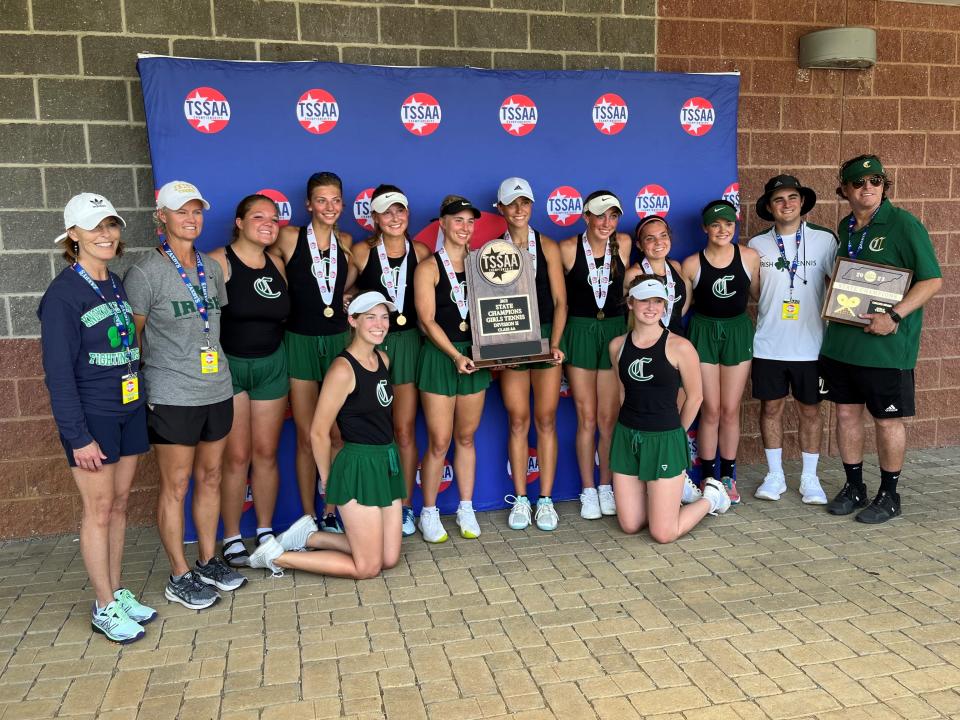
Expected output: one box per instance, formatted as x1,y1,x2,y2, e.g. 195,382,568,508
459,500,473,511
802,452,819,477
764,448,783,475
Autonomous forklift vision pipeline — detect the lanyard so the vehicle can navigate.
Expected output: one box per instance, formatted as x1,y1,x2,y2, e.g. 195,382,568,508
376,236,410,313
641,257,676,322
774,223,803,295
504,228,537,272
437,245,468,320
847,207,880,260
72,263,135,372
161,240,210,340
306,223,338,307
581,234,611,310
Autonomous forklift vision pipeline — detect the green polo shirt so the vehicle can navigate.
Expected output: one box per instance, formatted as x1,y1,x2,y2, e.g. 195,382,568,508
820,199,941,370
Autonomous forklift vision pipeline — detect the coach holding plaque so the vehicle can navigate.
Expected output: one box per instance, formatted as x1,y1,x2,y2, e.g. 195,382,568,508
819,155,941,524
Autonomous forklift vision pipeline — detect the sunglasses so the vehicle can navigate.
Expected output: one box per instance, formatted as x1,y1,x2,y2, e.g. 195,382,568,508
850,175,884,189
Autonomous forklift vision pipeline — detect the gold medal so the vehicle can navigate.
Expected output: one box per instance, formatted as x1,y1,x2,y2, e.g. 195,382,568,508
596,310,605,320
396,314,407,326
459,320,469,332
323,306,334,318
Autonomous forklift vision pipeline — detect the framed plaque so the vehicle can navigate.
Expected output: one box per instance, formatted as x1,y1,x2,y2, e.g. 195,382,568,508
465,238,554,368
822,258,912,327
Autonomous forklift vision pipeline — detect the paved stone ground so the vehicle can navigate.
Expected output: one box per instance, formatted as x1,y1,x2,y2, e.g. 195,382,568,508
2,449,960,720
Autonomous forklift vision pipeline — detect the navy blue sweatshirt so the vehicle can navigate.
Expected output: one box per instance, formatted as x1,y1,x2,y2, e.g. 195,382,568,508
38,267,144,450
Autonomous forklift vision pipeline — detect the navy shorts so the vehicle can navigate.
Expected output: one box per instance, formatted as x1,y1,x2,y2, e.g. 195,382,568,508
147,398,234,446
62,403,149,467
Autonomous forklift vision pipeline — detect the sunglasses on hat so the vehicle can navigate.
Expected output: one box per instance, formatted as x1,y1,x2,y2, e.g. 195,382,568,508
850,175,884,189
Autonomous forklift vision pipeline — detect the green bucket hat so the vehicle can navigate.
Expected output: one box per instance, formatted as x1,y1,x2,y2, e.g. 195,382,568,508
701,200,738,225
841,155,886,184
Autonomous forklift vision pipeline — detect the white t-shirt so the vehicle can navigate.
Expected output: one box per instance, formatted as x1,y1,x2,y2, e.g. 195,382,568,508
748,222,838,361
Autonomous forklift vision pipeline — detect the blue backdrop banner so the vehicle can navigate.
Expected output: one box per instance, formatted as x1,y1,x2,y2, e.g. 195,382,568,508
137,56,739,536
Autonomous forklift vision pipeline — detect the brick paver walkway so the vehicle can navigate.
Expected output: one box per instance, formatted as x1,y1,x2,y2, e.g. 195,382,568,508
2,449,960,719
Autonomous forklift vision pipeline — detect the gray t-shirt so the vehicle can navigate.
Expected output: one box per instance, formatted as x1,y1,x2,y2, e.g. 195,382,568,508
124,248,233,406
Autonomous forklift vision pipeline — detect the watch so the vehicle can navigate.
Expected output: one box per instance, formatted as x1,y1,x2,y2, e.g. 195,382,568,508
888,309,902,324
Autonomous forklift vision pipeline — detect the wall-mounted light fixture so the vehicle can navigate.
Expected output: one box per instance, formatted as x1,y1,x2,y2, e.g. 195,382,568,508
798,27,877,69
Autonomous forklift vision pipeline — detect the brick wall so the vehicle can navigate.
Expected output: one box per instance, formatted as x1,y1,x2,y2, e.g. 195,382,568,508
657,0,960,462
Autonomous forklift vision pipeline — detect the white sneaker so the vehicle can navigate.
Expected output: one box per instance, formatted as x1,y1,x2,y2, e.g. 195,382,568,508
456,506,481,539
418,507,448,544
800,474,828,505
598,485,617,516
580,487,601,519
681,475,703,505
249,536,284,577
535,498,559,531
755,471,787,501
506,496,532,530
702,478,731,515
276,514,318,551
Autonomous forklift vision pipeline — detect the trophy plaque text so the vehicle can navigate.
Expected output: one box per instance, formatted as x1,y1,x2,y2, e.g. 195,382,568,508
822,257,913,328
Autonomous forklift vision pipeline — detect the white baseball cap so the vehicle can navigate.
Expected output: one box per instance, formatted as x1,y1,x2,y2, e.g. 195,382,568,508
348,291,397,315
584,193,622,216
156,180,210,211
629,278,668,302
370,191,409,215
54,193,126,243
495,177,534,206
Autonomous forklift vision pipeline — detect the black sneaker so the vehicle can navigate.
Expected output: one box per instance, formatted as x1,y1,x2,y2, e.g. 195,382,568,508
165,571,220,610
855,490,901,524
826,482,868,515
195,556,248,592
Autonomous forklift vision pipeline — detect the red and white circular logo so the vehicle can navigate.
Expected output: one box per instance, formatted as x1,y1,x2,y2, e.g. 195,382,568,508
680,96,715,136
400,92,441,136
256,188,292,227
722,182,741,218
635,184,671,219
416,460,453,494
546,186,582,227
506,448,541,486
353,187,375,232
296,88,339,135
500,94,538,136
183,87,230,133
593,93,628,135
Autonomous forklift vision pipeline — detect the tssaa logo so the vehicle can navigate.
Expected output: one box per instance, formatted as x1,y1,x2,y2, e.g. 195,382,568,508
547,186,582,227
593,93,628,135
296,88,339,135
401,93,441,136
500,94,538,136
635,184,671,218
680,97,715,136
506,448,541,485
183,87,230,134
256,189,292,227
416,460,453,494
353,187,375,232
722,182,741,218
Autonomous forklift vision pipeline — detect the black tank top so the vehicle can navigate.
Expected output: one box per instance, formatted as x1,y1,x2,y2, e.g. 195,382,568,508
336,350,394,445
531,230,555,325
285,225,349,335
565,235,625,319
432,252,470,343
691,244,750,318
617,329,681,432
356,238,419,333
221,245,290,358
640,258,686,336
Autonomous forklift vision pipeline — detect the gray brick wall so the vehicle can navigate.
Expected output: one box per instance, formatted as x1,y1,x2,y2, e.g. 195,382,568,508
0,0,655,338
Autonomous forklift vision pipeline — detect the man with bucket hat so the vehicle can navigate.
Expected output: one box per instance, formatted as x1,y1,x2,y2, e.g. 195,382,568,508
748,175,837,505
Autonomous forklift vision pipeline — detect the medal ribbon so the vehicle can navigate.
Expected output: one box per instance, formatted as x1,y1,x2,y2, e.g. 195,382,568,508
306,223,338,307
774,223,803,296
376,236,409,314
161,239,210,340
847,206,880,260
437,245,468,321
641,257,676,323
72,264,135,373
581,233,611,311
504,228,537,272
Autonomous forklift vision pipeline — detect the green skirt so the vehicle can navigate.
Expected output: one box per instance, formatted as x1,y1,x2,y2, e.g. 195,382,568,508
687,313,753,366
284,330,350,381
561,315,626,370
416,339,491,397
325,442,406,508
378,327,422,386
227,345,289,401
609,423,691,481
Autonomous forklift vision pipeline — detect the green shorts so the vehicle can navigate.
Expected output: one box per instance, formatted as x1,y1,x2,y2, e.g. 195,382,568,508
416,339,491,397
502,323,558,373
378,328,422,386
227,346,289,401
561,315,626,371
284,330,350,381
325,442,406,508
687,313,754,366
609,423,691,481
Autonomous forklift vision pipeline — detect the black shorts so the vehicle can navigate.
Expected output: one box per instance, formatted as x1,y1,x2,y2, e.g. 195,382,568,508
61,404,150,467
146,398,234,446
751,358,824,405
818,355,915,419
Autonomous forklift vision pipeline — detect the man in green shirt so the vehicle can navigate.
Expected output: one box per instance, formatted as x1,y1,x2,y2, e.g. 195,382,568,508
819,155,942,524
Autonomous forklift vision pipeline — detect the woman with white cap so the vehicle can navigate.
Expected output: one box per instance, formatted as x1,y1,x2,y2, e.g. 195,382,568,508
559,190,632,521
608,275,730,542
39,193,154,643
124,180,247,611
249,291,404,579
494,177,567,532
351,184,430,538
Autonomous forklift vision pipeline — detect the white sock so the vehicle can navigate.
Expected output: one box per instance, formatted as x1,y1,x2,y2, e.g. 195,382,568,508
599,484,613,494
422,505,437,514
801,452,819,477
582,486,598,497
459,500,473,511
764,448,783,475
223,534,242,545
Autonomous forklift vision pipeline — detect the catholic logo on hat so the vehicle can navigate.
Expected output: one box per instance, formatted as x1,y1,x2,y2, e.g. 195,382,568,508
722,182,741,218
256,188,292,227
401,92,441,136
506,448,540,485
546,186,582,226
635,184,670,218
593,93,628,135
183,87,230,133
296,88,339,134
353,187,375,231
500,94,538,136
416,460,453,494
679,96,715,136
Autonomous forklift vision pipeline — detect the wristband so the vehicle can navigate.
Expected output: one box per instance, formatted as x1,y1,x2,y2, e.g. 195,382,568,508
888,309,902,324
